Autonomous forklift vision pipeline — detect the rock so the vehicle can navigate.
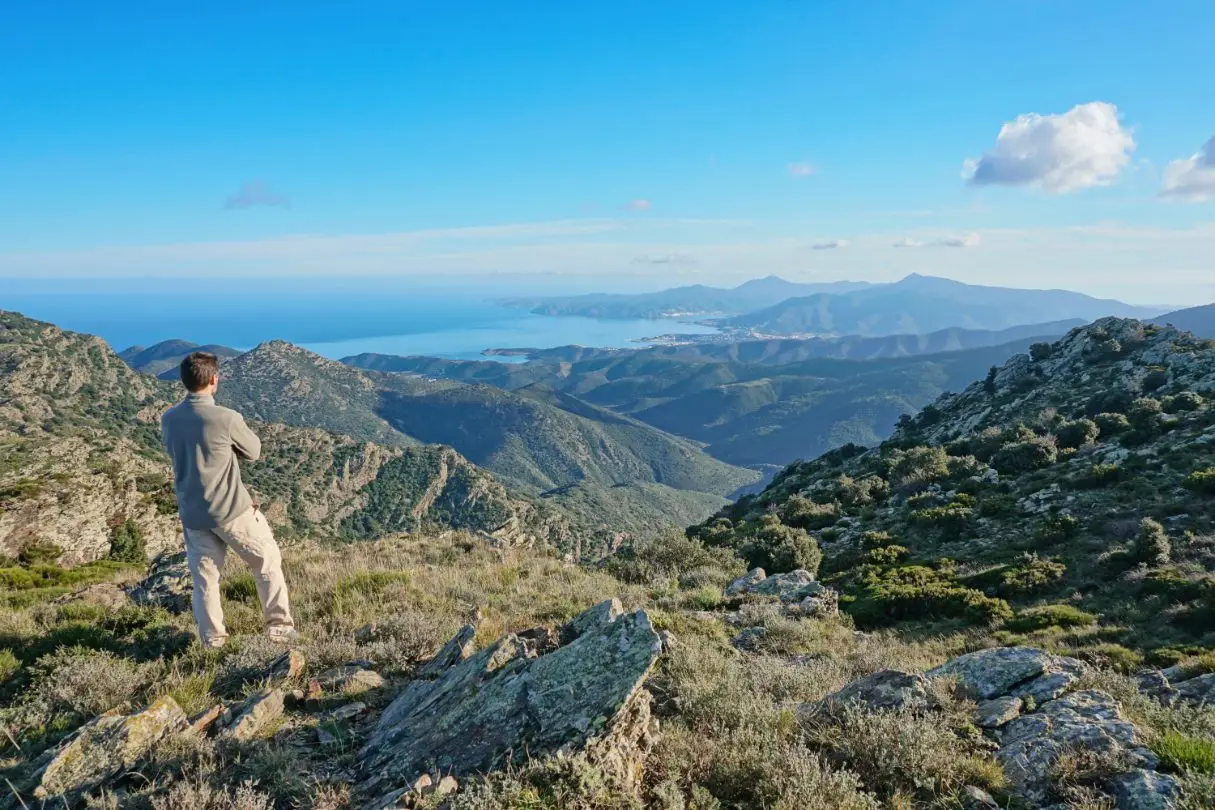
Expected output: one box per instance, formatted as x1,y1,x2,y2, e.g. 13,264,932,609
359,599,662,804
731,627,766,651
725,567,766,596
975,696,1022,728
822,670,934,712
1135,671,1180,706
959,785,1000,810
1172,672,1215,706
355,623,380,643
331,701,367,721
125,550,192,613
516,626,561,656
317,665,385,696
927,647,1085,700
317,726,339,747
791,588,839,618
1109,769,1180,810
1011,670,1078,704
187,704,226,736
996,690,1155,804
53,582,130,611
1159,665,1188,682
415,623,478,679
218,688,285,741
749,569,822,602
561,597,623,641
32,696,187,801
266,649,306,682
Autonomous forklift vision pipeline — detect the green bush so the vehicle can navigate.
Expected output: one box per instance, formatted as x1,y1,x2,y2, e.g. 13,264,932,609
781,495,840,530
866,545,909,566
1162,392,1205,414
999,554,1067,595
108,519,147,564
605,531,744,586
1183,468,1215,496
887,446,950,490
1142,367,1171,392
1079,463,1124,488
18,539,63,566
848,565,1013,627
1128,397,1163,427
0,649,19,682
978,494,1018,518
1055,419,1099,450
1006,604,1097,632
1153,731,1215,775
1135,518,1172,567
1093,412,1131,435
1035,514,1080,546
1077,643,1143,673
221,573,259,603
741,515,822,576
991,437,1057,475
1030,342,1053,362
834,475,889,506
909,503,973,540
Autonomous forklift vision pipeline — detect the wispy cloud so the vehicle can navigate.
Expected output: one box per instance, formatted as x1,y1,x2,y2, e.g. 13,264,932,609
632,253,696,265
963,102,1135,193
1160,134,1215,202
225,181,290,210
623,199,652,211
787,162,815,178
811,239,849,250
894,233,981,248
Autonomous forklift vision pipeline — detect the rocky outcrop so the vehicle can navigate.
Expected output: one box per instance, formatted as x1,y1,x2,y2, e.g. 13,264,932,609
316,665,384,696
31,696,187,803
1136,667,1215,708
126,550,192,612
926,646,1085,702
724,567,840,618
217,688,285,742
822,669,934,712
358,599,663,806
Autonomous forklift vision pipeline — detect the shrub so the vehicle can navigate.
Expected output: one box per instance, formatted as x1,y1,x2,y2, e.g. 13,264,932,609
1007,604,1097,633
1055,419,1100,450
782,495,840,530
1087,390,1135,417
909,503,973,540
1077,643,1144,674
1128,397,1163,427
849,566,1013,627
1079,463,1124,488
887,446,950,490
33,646,154,717
1030,342,1054,362
1135,518,1172,567
606,531,744,586
222,573,259,603
109,519,147,564
834,475,889,506
866,545,909,566
1000,554,1067,595
1153,731,1215,775
1163,392,1205,414
18,539,63,566
1183,468,1215,496
1035,514,1080,546
0,649,19,682
991,436,1057,475
742,516,822,576
1093,412,1131,435
978,494,1018,518
1143,367,1171,392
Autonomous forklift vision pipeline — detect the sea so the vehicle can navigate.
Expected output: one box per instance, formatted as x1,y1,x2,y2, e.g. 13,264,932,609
2,278,717,362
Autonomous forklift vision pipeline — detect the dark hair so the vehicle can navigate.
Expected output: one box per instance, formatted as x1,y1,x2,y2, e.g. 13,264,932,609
180,352,219,392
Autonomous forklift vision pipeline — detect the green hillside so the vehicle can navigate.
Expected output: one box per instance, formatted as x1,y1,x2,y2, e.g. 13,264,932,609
692,318,1215,659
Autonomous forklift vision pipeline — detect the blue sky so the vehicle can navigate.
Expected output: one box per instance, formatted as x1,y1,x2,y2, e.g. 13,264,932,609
2,1,1213,302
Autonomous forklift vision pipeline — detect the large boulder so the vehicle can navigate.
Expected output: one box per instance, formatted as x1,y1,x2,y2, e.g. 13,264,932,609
927,647,1085,700
125,550,192,613
31,696,187,802
822,669,934,712
358,598,662,805
1172,672,1215,707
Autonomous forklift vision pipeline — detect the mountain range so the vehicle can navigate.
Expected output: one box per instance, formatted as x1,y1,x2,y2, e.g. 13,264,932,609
119,340,241,377
1155,303,1215,338
713,273,1164,336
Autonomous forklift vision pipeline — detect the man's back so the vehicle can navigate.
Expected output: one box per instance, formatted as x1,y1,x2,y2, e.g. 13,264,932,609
161,392,260,530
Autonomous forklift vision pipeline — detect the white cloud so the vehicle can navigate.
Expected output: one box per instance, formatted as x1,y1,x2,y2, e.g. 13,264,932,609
225,181,290,209
787,162,815,177
811,239,849,250
963,102,1135,193
632,253,696,265
1160,135,1215,202
893,233,981,248
623,199,652,211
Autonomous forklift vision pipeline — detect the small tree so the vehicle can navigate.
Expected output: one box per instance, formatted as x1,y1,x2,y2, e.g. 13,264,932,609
1134,518,1171,567
1055,418,1100,450
109,519,147,564
742,515,822,576
1029,342,1053,362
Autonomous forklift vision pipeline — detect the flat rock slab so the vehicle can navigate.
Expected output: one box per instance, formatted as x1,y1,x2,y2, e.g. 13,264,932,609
125,550,192,613
33,696,187,801
822,669,933,712
219,688,285,741
927,646,1084,700
358,598,662,803
317,666,385,696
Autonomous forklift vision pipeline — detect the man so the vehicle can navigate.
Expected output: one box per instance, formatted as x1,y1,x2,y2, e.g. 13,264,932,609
161,351,296,648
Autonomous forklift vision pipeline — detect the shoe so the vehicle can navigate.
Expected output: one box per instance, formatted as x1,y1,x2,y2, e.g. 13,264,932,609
268,629,301,645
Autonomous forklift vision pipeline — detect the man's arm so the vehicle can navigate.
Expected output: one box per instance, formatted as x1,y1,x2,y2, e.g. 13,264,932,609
230,413,262,462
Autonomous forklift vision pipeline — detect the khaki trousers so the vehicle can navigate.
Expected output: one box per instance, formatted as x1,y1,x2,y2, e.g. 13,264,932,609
183,507,294,647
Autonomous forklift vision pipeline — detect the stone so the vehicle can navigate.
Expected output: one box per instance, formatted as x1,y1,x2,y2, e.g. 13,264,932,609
32,696,187,801
1109,769,1180,810
959,785,1000,810
266,649,306,682
927,647,1085,700
358,600,662,804
1135,671,1180,706
516,625,561,656
415,622,478,679
187,704,226,736
1011,670,1078,704
1172,672,1215,707
995,690,1155,804
317,665,385,696
731,627,766,651
975,696,1022,728
52,582,130,611
561,597,623,641
125,550,192,613
748,569,822,602
219,688,285,742
822,670,934,712
725,567,766,596
792,588,839,618
317,726,339,747
331,701,367,721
